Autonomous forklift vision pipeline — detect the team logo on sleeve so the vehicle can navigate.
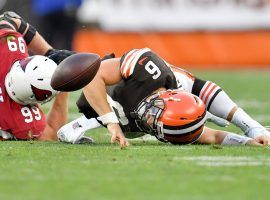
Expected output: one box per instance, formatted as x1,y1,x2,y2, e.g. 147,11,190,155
138,57,148,65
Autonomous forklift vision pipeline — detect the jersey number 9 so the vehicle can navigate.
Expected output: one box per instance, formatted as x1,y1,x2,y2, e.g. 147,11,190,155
145,61,161,79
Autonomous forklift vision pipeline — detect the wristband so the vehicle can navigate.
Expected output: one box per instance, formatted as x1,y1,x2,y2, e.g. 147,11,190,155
44,49,56,57
18,19,27,34
24,24,36,45
97,112,119,125
221,133,252,145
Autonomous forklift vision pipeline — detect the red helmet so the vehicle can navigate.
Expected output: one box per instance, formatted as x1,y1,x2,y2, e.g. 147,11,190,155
134,90,206,144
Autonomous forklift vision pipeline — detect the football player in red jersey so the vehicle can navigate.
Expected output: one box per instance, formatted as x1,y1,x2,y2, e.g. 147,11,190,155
57,48,270,148
0,11,74,141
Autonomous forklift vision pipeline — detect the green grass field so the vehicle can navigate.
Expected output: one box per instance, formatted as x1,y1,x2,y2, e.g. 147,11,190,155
1,70,270,200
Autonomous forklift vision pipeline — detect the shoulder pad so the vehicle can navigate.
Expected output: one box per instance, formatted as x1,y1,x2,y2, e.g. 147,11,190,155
4,11,21,19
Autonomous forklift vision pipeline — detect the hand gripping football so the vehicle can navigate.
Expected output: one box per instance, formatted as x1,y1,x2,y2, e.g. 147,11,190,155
50,53,101,91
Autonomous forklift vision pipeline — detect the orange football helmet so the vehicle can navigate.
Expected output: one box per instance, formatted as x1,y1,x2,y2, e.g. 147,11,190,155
134,90,207,144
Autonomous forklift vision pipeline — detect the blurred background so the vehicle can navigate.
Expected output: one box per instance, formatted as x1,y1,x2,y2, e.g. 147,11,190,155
1,0,270,69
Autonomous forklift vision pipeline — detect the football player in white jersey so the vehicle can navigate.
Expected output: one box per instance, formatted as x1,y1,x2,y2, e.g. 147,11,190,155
58,48,269,148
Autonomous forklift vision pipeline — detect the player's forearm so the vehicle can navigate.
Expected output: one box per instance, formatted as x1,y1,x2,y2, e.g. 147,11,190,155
82,74,121,126
7,13,52,55
46,92,69,131
82,58,121,115
198,127,254,145
82,58,123,125
27,31,52,55
39,93,69,141
83,76,112,116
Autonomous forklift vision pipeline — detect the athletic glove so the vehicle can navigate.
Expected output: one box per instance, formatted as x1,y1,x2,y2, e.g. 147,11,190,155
45,49,75,65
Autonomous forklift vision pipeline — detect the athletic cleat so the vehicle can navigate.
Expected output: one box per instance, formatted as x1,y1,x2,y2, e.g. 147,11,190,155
57,120,86,144
74,136,95,144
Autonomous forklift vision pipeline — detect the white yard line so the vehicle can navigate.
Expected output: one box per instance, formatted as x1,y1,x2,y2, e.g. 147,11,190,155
177,156,270,167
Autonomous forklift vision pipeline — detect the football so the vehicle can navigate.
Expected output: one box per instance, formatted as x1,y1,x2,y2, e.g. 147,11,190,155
50,53,101,91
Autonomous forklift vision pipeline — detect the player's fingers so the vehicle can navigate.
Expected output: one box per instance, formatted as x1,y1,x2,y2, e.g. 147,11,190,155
264,139,270,146
125,140,130,146
110,134,117,144
255,137,264,145
261,136,270,146
120,138,126,149
122,140,129,149
247,139,262,146
264,136,270,146
261,138,269,146
120,137,129,149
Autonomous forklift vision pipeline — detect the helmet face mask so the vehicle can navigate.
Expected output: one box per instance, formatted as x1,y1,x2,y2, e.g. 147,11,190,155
133,94,165,136
134,90,207,144
5,55,58,105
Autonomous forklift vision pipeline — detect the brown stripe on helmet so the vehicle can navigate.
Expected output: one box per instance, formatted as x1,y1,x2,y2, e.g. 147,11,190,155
164,125,204,145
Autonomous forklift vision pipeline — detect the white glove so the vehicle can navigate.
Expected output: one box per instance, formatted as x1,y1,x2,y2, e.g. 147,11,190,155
57,116,101,144
206,112,230,127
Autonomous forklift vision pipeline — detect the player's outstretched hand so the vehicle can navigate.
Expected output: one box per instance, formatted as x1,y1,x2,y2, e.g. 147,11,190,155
254,135,270,146
107,123,129,149
245,139,263,146
246,127,270,146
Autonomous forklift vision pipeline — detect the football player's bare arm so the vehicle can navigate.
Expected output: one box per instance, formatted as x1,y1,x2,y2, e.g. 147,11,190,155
39,92,69,141
83,58,129,148
197,127,226,144
83,58,122,115
10,17,52,55
27,31,52,55
198,127,262,146
0,12,52,55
